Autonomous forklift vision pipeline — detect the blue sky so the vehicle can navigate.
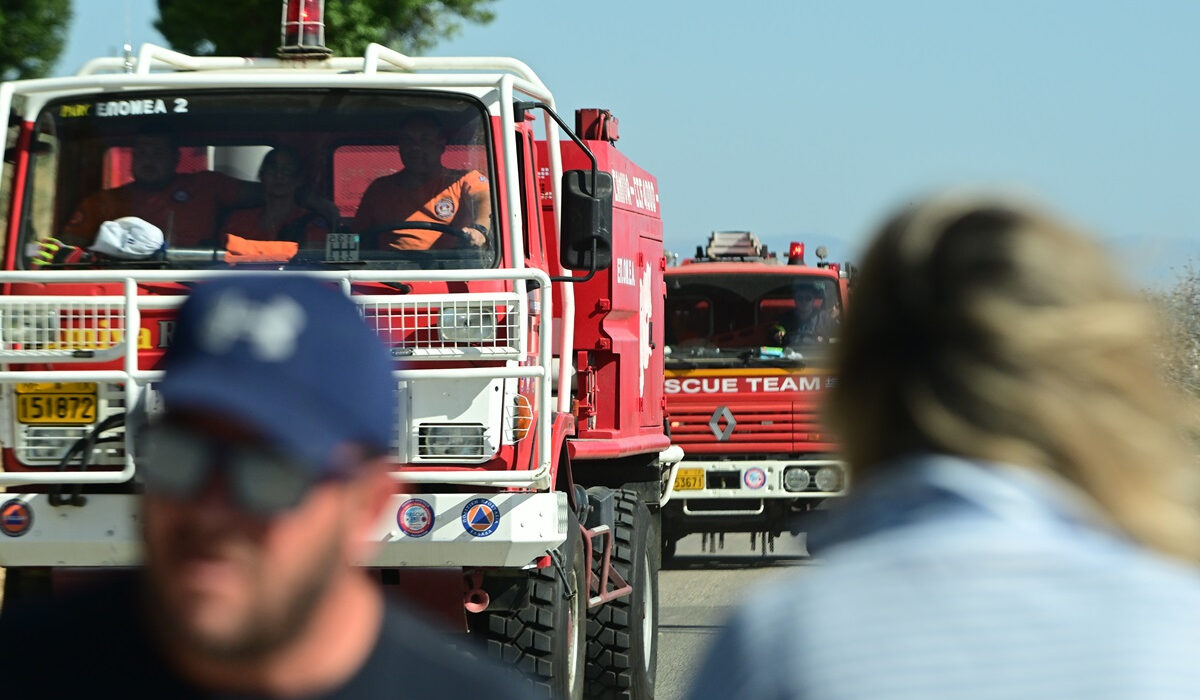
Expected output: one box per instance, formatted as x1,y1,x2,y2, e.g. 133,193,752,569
57,1,1200,284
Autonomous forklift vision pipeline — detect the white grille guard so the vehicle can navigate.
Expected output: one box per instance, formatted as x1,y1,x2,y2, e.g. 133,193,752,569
0,268,555,491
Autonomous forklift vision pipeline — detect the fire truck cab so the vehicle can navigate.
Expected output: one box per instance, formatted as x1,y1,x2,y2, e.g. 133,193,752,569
662,231,850,560
0,4,674,698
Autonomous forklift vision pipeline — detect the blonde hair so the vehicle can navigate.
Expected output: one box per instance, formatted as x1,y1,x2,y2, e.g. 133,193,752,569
827,191,1200,562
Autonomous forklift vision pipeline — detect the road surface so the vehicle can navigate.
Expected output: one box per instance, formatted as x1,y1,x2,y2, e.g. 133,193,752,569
655,532,813,700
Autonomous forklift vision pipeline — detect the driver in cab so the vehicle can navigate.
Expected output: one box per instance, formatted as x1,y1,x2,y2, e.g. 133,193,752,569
768,282,838,347
353,114,491,251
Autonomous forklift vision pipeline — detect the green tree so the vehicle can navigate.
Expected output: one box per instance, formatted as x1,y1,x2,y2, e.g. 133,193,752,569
155,0,495,58
0,0,72,81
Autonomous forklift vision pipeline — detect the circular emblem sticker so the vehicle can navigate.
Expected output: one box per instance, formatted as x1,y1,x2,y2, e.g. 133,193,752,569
461,498,500,537
1,498,33,537
396,499,434,537
433,196,456,220
396,498,435,538
744,467,767,490
172,189,190,202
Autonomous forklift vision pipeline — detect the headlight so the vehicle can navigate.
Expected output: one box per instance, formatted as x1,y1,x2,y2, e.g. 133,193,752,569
439,303,497,343
418,423,487,459
815,466,842,492
783,466,811,492
1,308,59,347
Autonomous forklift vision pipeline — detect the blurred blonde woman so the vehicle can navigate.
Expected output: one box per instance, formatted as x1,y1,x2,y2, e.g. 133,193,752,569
688,192,1200,700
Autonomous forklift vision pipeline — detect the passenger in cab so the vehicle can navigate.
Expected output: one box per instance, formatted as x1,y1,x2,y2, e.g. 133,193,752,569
62,128,259,248
223,147,332,247
353,114,491,251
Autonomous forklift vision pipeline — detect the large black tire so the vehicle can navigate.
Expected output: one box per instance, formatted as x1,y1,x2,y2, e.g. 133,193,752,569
586,490,659,698
479,529,587,699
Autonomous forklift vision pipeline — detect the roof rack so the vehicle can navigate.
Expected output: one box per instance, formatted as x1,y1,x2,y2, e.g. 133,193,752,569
75,42,547,94
693,230,772,261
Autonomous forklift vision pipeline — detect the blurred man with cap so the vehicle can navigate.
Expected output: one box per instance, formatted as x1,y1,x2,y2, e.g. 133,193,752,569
0,275,526,698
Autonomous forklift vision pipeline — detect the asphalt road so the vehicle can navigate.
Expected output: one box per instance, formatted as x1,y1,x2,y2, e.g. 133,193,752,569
654,532,814,700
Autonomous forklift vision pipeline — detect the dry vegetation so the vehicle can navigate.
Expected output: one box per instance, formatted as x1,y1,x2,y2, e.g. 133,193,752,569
1149,264,1200,400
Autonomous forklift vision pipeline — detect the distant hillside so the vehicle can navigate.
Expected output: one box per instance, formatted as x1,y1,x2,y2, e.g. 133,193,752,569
664,231,1196,290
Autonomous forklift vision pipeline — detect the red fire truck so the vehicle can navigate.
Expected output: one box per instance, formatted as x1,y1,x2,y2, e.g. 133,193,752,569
0,3,676,698
661,231,850,561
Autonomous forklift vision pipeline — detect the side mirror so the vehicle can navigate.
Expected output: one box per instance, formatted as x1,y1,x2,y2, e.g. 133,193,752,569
560,169,613,271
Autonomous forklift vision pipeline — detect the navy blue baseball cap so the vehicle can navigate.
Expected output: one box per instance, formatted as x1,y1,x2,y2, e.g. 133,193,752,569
159,275,396,472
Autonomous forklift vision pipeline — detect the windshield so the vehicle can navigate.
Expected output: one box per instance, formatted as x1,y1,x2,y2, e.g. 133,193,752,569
665,272,842,367
17,90,497,270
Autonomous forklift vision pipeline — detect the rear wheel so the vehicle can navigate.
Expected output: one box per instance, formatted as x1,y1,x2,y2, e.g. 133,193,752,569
586,489,659,698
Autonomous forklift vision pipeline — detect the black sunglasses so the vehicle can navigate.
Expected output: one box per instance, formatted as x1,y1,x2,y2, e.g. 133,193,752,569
136,424,340,515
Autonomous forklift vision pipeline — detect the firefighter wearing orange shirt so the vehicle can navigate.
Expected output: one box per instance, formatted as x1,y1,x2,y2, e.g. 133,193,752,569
352,114,492,251
62,132,258,248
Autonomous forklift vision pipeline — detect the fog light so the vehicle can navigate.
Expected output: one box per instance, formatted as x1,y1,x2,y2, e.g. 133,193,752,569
783,466,811,492
439,304,497,343
418,424,487,458
1,308,59,347
815,466,842,492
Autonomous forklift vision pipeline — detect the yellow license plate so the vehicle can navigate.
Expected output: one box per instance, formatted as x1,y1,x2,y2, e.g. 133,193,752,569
15,382,99,425
673,468,705,491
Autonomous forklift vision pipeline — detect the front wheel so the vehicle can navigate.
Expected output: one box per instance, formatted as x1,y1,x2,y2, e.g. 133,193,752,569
479,528,587,699
586,489,659,698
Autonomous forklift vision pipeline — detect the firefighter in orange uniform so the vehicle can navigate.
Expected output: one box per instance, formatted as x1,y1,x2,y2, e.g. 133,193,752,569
223,147,331,246
352,114,492,251
62,131,258,248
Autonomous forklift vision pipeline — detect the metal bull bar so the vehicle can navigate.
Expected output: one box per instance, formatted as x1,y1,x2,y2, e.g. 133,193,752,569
0,267,555,490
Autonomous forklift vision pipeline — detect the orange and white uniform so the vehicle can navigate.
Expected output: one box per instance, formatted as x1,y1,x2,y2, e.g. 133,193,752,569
353,169,489,250
63,172,249,248
223,205,330,247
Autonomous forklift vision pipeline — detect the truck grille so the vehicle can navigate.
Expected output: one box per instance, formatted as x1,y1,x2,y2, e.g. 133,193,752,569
666,401,823,452
0,294,524,363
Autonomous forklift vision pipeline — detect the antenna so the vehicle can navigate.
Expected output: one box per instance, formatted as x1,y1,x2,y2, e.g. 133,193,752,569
123,0,134,72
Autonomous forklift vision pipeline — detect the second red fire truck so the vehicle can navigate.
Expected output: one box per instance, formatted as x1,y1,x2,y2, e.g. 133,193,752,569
661,231,850,560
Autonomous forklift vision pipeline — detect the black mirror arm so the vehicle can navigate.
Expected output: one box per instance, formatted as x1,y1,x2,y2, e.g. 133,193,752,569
551,236,599,284
514,101,600,198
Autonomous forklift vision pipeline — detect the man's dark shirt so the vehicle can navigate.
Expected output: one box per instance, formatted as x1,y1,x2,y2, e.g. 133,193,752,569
772,309,836,346
0,573,527,698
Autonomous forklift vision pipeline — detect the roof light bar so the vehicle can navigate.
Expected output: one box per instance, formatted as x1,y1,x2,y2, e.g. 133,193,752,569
279,0,332,58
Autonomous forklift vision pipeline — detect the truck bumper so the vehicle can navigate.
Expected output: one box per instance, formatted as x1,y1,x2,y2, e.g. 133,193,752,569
669,458,847,504
0,492,568,569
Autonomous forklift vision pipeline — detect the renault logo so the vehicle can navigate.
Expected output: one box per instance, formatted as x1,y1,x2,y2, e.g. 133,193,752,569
709,406,736,441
